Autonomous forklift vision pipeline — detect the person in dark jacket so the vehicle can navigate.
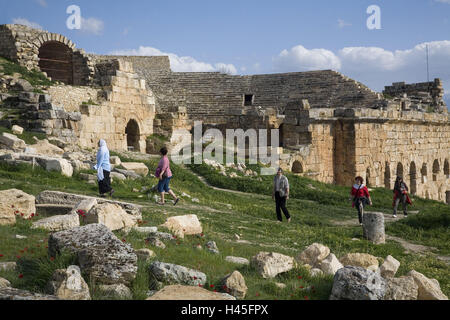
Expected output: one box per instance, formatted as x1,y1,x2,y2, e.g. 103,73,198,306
392,176,412,218
272,168,291,223
350,176,372,225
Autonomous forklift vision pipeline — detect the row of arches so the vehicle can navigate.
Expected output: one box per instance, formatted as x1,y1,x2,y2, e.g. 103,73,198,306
378,159,449,195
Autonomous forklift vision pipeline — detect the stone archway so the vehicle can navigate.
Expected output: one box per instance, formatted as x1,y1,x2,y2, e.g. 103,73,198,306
396,162,404,178
279,124,285,148
410,162,417,195
421,163,428,183
432,159,440,182
38,41,74,84
384,162,391,189
292,160,303,174
444,159,449,178
125,119,140,151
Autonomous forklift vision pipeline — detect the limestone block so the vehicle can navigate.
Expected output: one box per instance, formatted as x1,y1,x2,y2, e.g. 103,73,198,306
161,214,202,238
319,253,344,276
31,212,80,232
297,243,330,267
251,252,296,278
0,133,26,150
147,285,235,300
149,261,207,286
120,162,149,176
0,189,36,225
384,276,418,300
221,271,248,299
339,253,379,271
11,125,24,135
379,255,400,279
47,265,91,300
85,203,137,231
225,256,250,266
407,270,448,300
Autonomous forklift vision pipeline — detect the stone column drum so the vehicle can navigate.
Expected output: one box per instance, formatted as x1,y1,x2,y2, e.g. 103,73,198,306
362,212,385,244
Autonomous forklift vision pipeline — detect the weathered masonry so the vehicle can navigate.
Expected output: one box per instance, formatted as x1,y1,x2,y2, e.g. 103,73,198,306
0,24,448,203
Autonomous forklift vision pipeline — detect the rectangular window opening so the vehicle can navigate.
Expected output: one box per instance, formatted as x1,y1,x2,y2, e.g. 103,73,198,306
244,94,254,106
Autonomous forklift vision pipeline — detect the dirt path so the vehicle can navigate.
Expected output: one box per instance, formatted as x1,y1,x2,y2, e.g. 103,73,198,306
186,167,266,198
329,211,450,265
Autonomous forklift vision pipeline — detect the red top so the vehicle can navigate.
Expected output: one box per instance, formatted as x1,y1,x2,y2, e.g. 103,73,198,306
351,184,370,198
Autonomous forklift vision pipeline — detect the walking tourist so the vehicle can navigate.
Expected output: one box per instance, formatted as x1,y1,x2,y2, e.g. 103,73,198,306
94,139,114,198
155,147,179,206
350,176,372,225
272,168,291,223
392,176,412,218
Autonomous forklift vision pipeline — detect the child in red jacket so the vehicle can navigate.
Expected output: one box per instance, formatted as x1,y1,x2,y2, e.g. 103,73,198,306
350,176,373,225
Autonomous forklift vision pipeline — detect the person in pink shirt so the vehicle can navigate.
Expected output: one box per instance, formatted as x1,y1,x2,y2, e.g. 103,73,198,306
155,147,179,206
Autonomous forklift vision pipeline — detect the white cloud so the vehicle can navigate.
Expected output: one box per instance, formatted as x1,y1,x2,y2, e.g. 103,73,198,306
337,19,352,28
110,46,237,74
273,45,341,72
36,0,47,7
273,41,450,94
435,0,450,4
80,17,104,35
12,18,43,30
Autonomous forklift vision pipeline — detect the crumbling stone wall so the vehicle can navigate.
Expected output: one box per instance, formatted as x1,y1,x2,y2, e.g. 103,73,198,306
383,79,447,113
78,59,155,152
48,85,101,112
280,105,449,202
0,24,95,85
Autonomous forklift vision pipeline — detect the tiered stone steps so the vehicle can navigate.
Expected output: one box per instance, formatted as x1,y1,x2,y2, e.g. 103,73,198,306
138,69,382,120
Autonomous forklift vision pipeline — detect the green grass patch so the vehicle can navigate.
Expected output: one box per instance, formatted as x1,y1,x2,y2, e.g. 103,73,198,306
0,57,55,87
0,152,448,299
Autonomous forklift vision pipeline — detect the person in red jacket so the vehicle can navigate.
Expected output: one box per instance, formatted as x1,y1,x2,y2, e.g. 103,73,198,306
392,176,412,218
350,176,372,225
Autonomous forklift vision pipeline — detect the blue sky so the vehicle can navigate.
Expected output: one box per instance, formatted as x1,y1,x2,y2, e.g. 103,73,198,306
1,0,450,102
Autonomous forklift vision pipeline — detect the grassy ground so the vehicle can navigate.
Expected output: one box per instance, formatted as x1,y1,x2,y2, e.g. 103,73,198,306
0,57,55,87
0,154,448,300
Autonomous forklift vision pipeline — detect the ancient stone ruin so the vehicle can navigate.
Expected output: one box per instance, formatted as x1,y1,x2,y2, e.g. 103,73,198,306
0,23,448,203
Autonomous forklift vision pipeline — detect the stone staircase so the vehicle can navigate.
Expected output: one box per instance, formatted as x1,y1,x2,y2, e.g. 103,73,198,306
138,69,382,121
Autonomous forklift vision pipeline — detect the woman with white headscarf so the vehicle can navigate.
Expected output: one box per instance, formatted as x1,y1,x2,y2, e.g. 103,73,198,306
93,139,114,198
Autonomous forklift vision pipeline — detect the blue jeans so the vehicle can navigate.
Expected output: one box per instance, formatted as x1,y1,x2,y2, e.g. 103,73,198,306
157,177,172,193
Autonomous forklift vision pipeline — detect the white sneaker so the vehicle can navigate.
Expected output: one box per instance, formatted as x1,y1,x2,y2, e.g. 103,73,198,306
393,215,397,218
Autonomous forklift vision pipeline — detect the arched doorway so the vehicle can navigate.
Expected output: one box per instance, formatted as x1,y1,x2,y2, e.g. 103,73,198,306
125,119,140,151
444,159,449,178
396,163,404,178
279,124,285,148
410,162,417,195
366,168,371,187
38,41,73,84
432,160,440,181
292,161,303,174
421,163,428,183
384,162,391,189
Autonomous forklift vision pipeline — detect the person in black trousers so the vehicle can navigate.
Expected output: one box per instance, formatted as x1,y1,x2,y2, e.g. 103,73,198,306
272,168,291,223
